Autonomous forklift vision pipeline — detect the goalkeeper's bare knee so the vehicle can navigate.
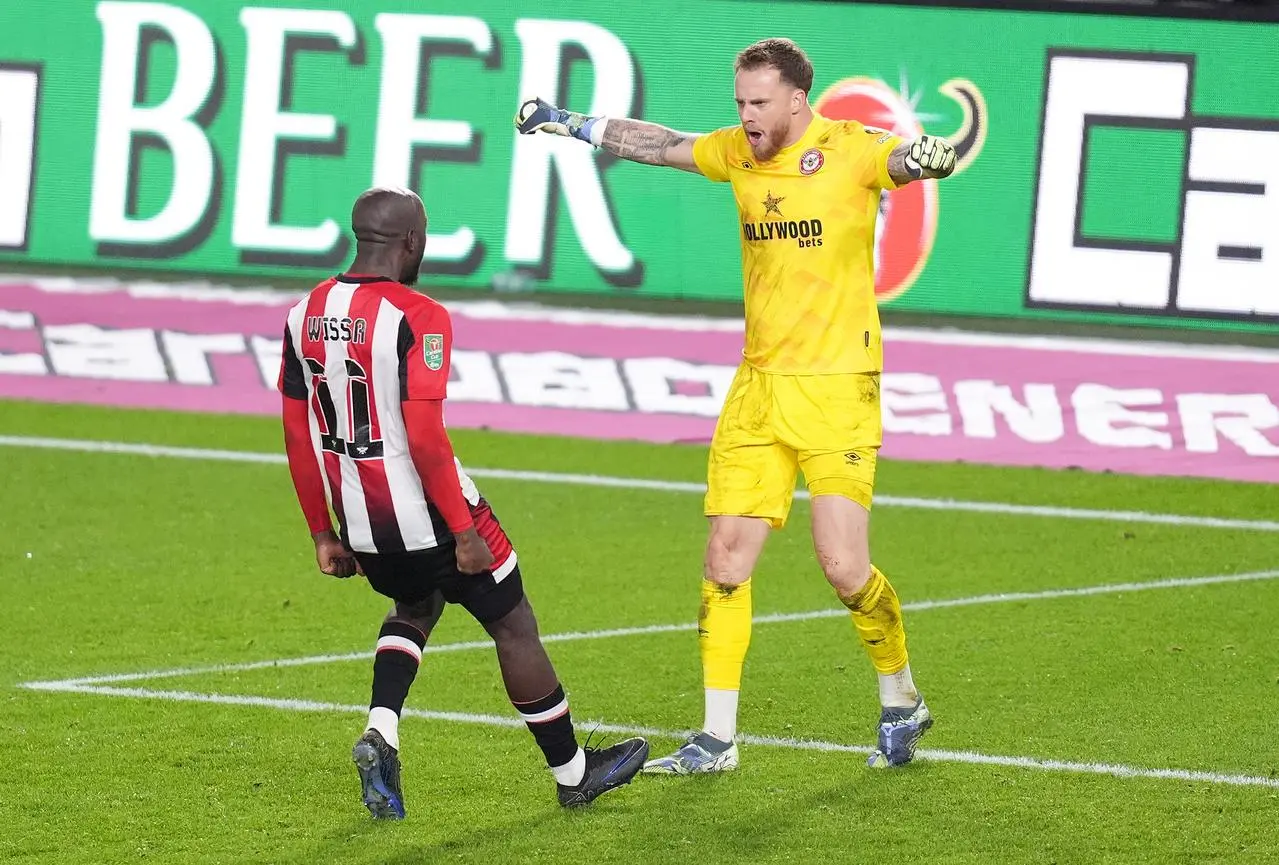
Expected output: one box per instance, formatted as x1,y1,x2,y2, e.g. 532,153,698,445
821,556,873,599
703,516,770,587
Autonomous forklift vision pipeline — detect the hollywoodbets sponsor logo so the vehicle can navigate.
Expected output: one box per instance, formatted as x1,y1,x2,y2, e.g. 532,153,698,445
742,218,824,247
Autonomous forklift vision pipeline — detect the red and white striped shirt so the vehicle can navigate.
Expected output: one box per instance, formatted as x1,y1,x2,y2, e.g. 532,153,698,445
277,274,515,577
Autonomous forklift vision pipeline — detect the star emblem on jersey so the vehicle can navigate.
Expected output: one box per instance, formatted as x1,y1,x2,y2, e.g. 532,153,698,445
423,334,444,371
761,191,785,218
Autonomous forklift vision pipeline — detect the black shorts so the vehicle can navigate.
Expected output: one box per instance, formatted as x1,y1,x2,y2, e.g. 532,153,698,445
353,542,524,624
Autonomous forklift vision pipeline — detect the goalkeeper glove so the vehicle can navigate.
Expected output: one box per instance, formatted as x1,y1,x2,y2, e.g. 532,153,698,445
905,135,957,179
514,97,601,145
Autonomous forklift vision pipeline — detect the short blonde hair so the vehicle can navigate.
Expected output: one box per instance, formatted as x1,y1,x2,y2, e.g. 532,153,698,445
734,38,814,95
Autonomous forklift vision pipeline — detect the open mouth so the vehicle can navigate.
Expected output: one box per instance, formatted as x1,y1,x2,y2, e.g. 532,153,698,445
746,130,764,146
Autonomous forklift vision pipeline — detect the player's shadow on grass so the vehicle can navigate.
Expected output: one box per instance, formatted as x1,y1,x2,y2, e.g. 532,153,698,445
286,806,597,865
278,757,900,864
625,772,875,859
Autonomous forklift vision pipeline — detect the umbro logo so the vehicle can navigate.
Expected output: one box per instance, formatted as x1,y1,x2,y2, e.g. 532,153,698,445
845,452,861,465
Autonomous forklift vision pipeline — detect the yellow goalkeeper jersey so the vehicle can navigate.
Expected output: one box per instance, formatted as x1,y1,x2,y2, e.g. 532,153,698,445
692,113,902,374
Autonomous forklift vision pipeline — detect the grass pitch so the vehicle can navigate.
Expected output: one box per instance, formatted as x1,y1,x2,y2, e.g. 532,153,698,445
2,399,1277,864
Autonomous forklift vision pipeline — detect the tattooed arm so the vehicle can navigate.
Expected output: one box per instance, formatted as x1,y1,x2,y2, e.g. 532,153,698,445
886,135,958,186
599,119,702,173
886,145,918,186
514,97,704,175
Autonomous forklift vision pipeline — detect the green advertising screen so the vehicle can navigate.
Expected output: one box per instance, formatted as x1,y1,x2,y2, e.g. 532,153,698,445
0,0,1276,332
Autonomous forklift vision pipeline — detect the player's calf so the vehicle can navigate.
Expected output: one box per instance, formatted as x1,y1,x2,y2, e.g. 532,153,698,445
487,598,588,784
350,614,430,819
693,516,769,754
365,621,423,750
363,603,440,753
483,592,648,806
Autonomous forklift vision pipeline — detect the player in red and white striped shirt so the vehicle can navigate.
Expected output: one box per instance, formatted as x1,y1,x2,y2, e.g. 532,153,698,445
278,186,647,816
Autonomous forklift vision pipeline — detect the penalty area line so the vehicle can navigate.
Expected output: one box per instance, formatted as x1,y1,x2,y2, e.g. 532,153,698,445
21,681,1279,791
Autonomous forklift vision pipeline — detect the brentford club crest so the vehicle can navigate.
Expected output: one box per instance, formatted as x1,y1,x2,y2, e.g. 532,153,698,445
799,148,824,175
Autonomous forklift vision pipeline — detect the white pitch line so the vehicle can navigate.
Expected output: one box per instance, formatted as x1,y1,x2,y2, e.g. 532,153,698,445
21,569,1279,690
0,435,289,464
22,682,1279,791
2,434,1277,532
891,569,1279,612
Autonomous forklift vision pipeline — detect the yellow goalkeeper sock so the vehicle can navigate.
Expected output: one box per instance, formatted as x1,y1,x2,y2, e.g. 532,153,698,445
841,565,911,685
699,578,752,692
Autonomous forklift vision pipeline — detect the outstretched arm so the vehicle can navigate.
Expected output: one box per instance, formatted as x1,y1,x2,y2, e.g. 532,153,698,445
515,97,703,174
599,119,701,173
886,135,958,186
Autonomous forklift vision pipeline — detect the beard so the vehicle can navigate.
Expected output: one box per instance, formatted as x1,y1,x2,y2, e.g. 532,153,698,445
746,120,791,162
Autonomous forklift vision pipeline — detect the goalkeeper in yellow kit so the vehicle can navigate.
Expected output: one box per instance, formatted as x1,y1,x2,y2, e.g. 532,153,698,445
516,37,957,772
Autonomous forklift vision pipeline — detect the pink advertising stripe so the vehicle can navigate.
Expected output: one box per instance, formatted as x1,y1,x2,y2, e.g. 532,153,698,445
3,281,1277,483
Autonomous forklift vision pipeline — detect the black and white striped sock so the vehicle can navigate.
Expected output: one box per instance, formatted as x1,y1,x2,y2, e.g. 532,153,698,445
365,620,426,751
514,684,585,786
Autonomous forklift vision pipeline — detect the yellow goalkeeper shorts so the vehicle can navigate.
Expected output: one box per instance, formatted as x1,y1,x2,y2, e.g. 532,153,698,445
704,363,882,529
